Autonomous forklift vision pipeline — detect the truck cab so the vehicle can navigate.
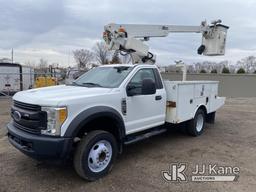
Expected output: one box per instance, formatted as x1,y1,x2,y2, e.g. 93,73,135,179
7,64,224,181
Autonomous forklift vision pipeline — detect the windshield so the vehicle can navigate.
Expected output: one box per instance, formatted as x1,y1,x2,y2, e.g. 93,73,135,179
73,66,133,88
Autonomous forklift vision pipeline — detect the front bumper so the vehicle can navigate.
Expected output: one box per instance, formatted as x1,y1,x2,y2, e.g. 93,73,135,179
7,122,73,160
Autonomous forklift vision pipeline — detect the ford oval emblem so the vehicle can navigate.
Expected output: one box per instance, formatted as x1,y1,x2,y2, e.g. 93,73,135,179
13,111,22,122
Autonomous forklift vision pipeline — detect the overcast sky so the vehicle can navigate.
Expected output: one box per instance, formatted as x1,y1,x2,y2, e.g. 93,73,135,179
0,0,256,66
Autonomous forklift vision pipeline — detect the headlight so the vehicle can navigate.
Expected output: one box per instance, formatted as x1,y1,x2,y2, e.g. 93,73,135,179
41,107,67,136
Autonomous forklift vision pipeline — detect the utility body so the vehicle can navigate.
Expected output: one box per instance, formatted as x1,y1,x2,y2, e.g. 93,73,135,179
7,20,228,181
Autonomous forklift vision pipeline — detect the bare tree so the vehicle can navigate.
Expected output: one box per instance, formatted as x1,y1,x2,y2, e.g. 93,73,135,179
194,60,229,73
94,41,109,64
24,60,36,68
73,49,94,69
187,64,196,73
237,56,256,73
218,60,230,73
36,58,49,74
110,51,121,64
39,58,48,69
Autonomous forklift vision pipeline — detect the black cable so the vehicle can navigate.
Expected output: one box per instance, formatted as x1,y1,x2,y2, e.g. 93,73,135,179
147,52,153,59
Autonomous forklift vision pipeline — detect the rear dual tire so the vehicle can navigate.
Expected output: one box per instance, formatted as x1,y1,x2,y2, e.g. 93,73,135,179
187,109,206,136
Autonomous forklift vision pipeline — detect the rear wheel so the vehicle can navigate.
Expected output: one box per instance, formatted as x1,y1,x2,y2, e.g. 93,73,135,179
74,130,118,181
187,109,205,136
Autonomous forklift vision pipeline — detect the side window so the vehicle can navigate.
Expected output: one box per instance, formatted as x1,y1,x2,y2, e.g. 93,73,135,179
127,68,156,95
153,68,163,89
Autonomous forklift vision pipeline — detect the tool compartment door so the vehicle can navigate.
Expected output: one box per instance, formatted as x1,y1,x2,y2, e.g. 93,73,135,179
176,83,195,123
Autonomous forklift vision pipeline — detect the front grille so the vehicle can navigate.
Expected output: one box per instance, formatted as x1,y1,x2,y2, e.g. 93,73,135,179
13,100,41,111
12,100,47,134
13,121,41,134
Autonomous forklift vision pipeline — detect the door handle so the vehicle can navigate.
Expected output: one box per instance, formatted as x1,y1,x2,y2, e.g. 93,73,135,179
155,95,162,100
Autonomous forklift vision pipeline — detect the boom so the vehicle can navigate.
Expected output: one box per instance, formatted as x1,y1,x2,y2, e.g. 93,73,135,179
103,20,229,64
104,24,205,38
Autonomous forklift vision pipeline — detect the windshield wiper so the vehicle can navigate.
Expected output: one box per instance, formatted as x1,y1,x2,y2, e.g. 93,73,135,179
82,82,103,87
70,81,84,86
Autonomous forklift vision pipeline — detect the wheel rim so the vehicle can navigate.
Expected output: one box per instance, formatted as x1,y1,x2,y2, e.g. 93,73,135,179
196,114,204,132
88,140,112,173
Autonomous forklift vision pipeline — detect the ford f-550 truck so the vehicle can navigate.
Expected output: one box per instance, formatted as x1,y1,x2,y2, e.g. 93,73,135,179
7,20,228,180
7,64,225,180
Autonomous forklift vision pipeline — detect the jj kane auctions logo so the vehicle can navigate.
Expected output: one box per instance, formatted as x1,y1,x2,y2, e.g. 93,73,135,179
162,163,240,182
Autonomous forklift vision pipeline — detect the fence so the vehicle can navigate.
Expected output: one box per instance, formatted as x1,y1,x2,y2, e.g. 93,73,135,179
161,72,256,97
1,72,256,98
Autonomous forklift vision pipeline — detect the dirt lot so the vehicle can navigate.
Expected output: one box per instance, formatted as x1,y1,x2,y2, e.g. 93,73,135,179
0,97,256,192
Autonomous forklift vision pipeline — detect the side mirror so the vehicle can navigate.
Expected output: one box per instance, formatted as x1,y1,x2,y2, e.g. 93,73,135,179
141,78,156,95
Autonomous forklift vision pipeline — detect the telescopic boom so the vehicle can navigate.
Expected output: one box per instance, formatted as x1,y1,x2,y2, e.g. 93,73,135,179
103,20,229,64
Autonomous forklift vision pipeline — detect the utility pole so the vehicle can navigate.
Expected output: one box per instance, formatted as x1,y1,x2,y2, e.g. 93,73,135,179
11,48,14,63
67,49,70,67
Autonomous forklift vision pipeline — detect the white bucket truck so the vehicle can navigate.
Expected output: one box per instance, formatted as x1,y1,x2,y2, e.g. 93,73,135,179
7,20,228,180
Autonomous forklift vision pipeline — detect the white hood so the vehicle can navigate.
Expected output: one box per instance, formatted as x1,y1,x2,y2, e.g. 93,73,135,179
13,85,113,106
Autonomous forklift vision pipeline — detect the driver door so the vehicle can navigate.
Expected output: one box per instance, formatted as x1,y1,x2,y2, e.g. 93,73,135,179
125,68,166,134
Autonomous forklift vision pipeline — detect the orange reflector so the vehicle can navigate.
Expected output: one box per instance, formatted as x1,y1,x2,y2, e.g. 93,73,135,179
59,108,67,124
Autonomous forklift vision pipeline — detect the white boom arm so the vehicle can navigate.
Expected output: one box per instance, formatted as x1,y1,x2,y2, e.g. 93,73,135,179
105,24,205,38
103,20,229,64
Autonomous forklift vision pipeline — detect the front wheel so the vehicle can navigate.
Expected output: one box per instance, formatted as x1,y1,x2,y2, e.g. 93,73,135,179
187,109,206,136
73,130,118,181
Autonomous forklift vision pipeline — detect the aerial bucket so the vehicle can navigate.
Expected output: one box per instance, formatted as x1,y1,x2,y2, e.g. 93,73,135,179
199,24,229,56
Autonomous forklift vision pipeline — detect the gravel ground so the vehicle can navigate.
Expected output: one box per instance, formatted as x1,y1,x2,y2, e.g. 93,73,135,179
0,97,256,192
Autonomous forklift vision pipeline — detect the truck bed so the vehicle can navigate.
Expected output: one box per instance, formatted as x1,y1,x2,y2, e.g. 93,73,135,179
163,80,225,124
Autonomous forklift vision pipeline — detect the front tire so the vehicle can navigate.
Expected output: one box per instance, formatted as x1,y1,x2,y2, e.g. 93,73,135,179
74,130,118,181
187,109,205,136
